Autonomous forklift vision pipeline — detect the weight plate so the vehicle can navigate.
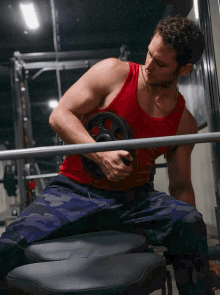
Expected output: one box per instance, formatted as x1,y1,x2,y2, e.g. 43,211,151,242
81,112,133,178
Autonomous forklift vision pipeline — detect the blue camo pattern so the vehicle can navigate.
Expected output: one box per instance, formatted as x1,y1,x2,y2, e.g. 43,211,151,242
0,174,209,284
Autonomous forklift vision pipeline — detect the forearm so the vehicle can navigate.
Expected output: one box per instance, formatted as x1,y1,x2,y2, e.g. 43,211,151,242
169,185,196,207
49,109,102,163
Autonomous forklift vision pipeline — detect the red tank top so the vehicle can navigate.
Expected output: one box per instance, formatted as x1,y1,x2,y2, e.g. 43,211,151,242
59,62,185,191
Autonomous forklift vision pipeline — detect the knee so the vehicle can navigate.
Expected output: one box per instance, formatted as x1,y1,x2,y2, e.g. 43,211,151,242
180,210,207,239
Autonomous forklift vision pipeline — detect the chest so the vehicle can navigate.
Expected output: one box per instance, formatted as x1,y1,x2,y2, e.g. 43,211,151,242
137,89,170,118
136,75,176,120
95,69,185,136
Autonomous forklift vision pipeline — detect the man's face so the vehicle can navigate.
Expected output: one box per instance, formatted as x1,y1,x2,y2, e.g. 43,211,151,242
144,33,181,88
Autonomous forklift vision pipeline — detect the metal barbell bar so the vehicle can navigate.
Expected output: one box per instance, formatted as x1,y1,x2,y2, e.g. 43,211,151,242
1,132,220,161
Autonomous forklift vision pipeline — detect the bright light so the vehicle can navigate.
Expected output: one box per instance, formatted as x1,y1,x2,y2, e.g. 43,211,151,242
20,3,40,30
194,0,199,20
48,100,59,109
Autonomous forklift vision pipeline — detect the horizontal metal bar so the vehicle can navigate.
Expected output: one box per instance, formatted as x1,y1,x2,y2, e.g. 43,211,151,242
24,59,101,70
14,49,120,61
25,173,58,180
0,133,220,161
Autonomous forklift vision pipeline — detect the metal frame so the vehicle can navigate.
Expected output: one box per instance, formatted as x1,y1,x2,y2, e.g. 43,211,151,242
10,45,129,210
50,0,62,99
197,0,220,242
14,48,122,61
10,0,129,211
11,58,28,212
26,59,103,79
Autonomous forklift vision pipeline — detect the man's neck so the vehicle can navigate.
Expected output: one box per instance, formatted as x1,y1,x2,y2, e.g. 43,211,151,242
147,83,178,100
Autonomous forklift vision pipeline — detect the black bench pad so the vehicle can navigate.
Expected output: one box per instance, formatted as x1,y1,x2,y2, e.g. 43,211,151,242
7,253,167,295
25,230,147,263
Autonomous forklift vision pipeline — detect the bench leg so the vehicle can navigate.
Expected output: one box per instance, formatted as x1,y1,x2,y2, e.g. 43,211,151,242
161,269,173,295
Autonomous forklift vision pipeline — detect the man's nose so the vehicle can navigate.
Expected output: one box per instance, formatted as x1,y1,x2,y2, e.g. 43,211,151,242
146,57,155,73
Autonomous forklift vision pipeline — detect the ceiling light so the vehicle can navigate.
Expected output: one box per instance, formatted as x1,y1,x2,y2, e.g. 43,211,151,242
48,100,59,109
20,3,40,30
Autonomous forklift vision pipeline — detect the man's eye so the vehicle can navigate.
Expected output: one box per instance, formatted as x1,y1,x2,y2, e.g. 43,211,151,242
158,63,165,67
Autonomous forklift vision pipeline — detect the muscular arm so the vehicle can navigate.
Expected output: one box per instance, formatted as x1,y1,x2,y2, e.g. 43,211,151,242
49,58,128,163
167,145,196,207
49,58,133,181
166,108,198,207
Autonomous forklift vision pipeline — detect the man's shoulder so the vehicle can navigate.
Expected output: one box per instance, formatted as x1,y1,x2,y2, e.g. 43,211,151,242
176,107,198,136
91,58,130,85
97,58,130,72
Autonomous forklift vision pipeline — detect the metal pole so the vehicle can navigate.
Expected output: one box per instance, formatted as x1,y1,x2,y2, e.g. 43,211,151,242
23,71,34,148
24,59,102,70
0,132,220,160
50,0,62,100
198,0,220,245
11,61,27,213
25,173,58,180
14,49,120,61
50,0,65,169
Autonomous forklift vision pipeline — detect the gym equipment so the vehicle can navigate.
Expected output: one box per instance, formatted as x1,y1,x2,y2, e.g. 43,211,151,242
2,131,220,294
0,165,17,196
0,163,57,197
81,112,133,178
0,132,220,160
7,230,171,295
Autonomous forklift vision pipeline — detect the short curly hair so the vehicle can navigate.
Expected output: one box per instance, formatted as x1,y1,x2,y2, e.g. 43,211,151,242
153,16,205,66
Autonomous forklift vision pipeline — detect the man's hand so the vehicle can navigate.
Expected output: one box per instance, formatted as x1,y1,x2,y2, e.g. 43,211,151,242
97,150,133,181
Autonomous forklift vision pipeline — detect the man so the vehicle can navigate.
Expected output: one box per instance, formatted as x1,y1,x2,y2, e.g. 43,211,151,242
49,15,220,293
0,16,219,294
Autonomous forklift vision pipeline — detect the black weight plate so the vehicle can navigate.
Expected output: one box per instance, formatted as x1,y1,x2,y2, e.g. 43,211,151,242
3,165,17,196
81,112,133,179
86,112,132,141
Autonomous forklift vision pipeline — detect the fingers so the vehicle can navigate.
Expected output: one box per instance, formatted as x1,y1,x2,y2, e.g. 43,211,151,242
108,175,127,182
99,150,134,181
106,170,131,181
119,150,133,162
103,168,129,181
124,152,133,162
118,151,134,173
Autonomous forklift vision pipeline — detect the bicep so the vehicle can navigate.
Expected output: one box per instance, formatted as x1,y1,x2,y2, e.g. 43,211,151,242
57,64,107,117
54,58,124,118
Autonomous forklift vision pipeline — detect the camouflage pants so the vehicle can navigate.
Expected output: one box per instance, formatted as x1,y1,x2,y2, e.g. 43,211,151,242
0,174,214,294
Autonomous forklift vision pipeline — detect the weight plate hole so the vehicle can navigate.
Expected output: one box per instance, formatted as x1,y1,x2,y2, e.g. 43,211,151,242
114,128,124,140
104,119,112,130
91,126,99,136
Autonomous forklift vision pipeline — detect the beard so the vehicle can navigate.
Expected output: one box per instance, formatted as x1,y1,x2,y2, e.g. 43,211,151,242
148,65,181,89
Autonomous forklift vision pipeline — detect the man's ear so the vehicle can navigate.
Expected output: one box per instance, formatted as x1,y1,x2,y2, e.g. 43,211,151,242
179,63,193,77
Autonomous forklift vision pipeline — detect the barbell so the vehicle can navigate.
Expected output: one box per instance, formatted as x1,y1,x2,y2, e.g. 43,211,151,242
0,132,220,161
